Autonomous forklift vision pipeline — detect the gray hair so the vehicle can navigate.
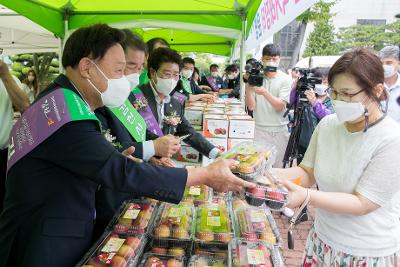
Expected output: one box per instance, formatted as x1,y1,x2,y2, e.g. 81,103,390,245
379,45,400,60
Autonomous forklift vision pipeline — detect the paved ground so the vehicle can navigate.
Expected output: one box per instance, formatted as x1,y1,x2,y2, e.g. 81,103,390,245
272,206,316,267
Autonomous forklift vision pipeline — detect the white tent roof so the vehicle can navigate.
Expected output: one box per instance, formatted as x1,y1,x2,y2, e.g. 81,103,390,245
295,56,341,69
0,6,59,55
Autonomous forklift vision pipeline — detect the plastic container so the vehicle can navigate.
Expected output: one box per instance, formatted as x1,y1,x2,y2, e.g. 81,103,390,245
76,232,145,267
150,203,194,257
182,185,211,206
152,202,194,241
234,206,282,246
245,184,288,210
221,142,271,180
112,200,158,235
195,203,234,244
138,253,185,267
192,242,229,261
229,239,280,267
188,255,228,267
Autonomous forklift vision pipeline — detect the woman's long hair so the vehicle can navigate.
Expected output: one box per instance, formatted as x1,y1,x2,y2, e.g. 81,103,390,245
22,69,39,97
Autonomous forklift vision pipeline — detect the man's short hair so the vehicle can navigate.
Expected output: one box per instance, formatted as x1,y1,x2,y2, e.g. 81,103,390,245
182,57,195,66
262,44,281,57
209,64,219,70
146,37,170,53
147,47,182,78
62,24,125,68
225,64,238,73
121,29,147,53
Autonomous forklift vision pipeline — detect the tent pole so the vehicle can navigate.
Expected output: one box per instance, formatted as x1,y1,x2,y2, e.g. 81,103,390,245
59,14,69,73
239,14,247,103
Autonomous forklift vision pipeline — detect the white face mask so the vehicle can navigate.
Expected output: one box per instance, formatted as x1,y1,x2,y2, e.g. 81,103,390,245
228,73,236,80
211,71,219,78
333,100,366,123
263,61,278,72
315,84,328,95
383,64,397,78
87,62,131,108
154,73,178,96
182,69,193,79
125,73,140,89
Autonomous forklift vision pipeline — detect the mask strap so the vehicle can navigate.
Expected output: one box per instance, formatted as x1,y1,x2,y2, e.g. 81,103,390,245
88,59,109,81
363,108,369,132
86,78,102,96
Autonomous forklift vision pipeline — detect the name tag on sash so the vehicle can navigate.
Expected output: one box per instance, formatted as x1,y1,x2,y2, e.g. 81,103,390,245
130,88,164,137
110,100,147,142
7,88,99,171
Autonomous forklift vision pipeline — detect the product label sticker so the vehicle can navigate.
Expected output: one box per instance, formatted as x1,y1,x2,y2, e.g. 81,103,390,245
101,237,125,253
247,248,266,265
207,210,221,226
123,207,140,220
250,209,266,223
189,186,201,196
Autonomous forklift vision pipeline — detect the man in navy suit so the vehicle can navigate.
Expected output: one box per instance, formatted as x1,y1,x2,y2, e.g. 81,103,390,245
136,48,221,158
0,24,254,267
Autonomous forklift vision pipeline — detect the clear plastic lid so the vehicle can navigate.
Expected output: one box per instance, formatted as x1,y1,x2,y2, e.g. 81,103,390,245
113,200,158,235
221,142,271,176
182,185,211,206
77,231,145,267
195,203,234,244
138,253,185,267
188,255,228,267
234,206,278,246
152,202,194,242
230,239,277,267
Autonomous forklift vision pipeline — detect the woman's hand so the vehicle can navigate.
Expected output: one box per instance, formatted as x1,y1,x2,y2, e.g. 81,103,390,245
279,179,308,209
304,90,317,106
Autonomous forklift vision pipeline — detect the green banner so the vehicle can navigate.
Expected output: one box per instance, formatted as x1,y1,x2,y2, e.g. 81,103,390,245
63,89,99,123
181,78,192,94
110,99,147,142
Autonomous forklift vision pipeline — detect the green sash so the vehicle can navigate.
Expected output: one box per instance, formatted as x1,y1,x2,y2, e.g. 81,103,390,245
110,99,147,142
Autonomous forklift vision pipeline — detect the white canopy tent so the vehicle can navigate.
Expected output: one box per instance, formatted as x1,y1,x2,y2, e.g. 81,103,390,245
0,7,59,55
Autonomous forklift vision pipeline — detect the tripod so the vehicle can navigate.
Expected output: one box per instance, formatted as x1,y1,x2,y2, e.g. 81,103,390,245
282,95,314,168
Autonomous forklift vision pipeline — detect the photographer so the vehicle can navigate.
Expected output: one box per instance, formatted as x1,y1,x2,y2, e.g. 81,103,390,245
245,44,291,168
289,67,334,163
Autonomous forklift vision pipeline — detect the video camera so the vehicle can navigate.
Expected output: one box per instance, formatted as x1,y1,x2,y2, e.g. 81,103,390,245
244,60,264,87
293,68,322,99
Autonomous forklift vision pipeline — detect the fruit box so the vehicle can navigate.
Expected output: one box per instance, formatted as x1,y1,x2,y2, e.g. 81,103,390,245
138,253,185,267
182,185,211,206
76,232,146,267
112,200,158,235
233,205,282,247
245,181,288,210
185,107,204,126
175,145,200,163
195,203,234,244
203,114,229,138
188,255,228,267
151,202,195,242
207,103,226,108
221,142,270,177
187,101,207,108
229,239,281,267
206,137,228,153
228,115,255,139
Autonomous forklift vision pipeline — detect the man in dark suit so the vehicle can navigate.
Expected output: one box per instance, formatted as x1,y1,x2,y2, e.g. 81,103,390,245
0,24,254,267
174,57,216,102
137,48,222,159
93,30,179,240
200,63,224,92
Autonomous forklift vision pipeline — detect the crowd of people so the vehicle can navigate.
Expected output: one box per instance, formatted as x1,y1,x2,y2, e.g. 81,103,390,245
0,22,399,267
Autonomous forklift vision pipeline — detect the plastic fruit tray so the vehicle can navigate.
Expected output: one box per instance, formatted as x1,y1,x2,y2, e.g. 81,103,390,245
112,200,158,235
77,231,145,267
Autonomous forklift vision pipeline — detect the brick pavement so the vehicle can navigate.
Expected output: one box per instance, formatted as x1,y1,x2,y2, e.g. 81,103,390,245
273,206,316,267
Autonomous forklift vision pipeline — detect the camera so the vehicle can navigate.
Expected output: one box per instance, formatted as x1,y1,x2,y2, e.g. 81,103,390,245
244,60,264,86
294,68,322,99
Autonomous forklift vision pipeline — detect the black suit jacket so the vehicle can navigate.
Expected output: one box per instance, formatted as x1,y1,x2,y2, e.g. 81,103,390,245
0,74,187,267
140,83,215,157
